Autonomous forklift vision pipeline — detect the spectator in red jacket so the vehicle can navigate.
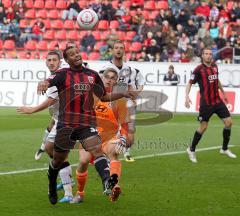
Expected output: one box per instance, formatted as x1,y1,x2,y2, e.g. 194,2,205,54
195,1,210,22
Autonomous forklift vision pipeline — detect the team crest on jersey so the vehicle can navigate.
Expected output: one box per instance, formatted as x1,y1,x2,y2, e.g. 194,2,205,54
88,76,94,84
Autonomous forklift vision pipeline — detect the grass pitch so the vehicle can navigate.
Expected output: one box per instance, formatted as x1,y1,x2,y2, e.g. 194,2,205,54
0,108,240,216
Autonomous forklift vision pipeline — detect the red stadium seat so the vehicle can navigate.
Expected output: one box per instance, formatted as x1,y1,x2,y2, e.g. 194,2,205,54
88,52,100,60
34,0,44,9
47,10,59,19
43,19,51,29
64,20,75,29
100,30,110,40
126,31,136,41
149,11,158,20
45,0,55,9
156,1,169,10
142,10,150,20
2,0,11,8
81,52,88,60
51,20,64,29
40,51,48,59
19,19,27,29
130,10,137,17
56,0,67,10
37,40,48,51
48,41,59,50
98,20,109,30
3,40,15,50
25,9,36,19
111,0,119,8
55,30,67,40
124,42,130,52
59,41,67,50
67,30,78,40
0,40,3,50
144,1,156,10
130,42,142,52
18,51,28,59
25,40,37,50
116,31,126,41
32,51,41,59
92,31,101,41
123,0,131,8
36,9,47,19
24,0,34,9
43,30,55,40
110,20,119,29
78,0,87,8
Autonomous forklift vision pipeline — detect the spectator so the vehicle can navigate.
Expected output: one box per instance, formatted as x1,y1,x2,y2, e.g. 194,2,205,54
211,42,219,60
160,48,169,62
129,53,138,61
170,48,181,62
118,8,131,30
100,28,119,54
217,33,226,50
155,9,167,26
131,8,144,31
100,46,112,60
154,31,164,52
177,9,190,27
31,18,45,41
186,43,195,60
134,19,150,41
209,21,219,39
185,19,198,40
178,32,190,52
144,31,154,48
195,0,210,22
19,20,32,43
185,0,199,19
138,51,150,62
130,0,144,10
155,53,161,62
0,5,6,23
232,18,240,35
5,7,15,23
202,31,214,47
146,39,159,61
149,20,161,35
220,21,232,40
209,3,219,21
62,0,82,20
165,30,178,51
89,0,102,18
220,41,233,64
163,65,180,86
166,9,177,30
80,31,96,54
101,0,116,21
115,1,126,18
197,22,207,39
180,52,190,63
232,2,240,20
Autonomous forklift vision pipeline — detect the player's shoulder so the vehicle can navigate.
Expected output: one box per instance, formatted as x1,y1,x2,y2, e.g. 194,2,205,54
99,61,117,73
83,67,99,76
193,64,204,73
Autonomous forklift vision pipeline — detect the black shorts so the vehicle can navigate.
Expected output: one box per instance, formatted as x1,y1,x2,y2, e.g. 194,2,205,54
198,102,230,122
54,125,99,152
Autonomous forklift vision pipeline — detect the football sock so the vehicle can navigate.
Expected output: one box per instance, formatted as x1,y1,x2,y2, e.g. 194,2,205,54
94,156,110,186
222,128,231,151
59,162,73,197
110,160,121,179
124,148,130,157
48,161,60,183
190,131,202,152
76,170,88,197
40,128,50,151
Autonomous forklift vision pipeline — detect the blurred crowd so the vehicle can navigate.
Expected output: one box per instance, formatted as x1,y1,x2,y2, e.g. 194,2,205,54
0,0,239,63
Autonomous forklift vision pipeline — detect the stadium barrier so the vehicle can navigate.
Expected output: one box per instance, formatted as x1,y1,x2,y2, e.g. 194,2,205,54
0,60,240,113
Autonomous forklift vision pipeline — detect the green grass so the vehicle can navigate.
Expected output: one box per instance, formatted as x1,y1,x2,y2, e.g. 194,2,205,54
1,108,240,216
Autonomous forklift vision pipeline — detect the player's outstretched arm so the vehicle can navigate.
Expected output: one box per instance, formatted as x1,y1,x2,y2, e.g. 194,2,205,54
16,98,56,114
37,80,50,95
185,83,192,108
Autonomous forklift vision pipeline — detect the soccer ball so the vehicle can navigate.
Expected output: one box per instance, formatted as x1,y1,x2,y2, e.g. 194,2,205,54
77,9,99,30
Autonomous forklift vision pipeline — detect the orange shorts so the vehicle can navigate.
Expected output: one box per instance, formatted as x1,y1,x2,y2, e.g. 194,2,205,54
101,135,118,154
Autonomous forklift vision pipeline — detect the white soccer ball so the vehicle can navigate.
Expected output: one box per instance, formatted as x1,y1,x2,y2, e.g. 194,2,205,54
77,9,99,30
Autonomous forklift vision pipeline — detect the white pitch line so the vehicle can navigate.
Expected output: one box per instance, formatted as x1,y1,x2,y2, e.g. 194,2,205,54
0,145,234,176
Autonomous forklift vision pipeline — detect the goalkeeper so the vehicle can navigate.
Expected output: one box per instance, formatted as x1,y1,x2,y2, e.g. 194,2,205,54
71,68,129,203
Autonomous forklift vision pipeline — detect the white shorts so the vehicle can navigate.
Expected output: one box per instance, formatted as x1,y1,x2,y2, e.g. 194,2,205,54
127,100,136,133
46,120,57,143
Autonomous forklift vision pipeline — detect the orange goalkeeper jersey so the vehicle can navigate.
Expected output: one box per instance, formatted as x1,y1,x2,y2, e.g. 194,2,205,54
95,98,129,143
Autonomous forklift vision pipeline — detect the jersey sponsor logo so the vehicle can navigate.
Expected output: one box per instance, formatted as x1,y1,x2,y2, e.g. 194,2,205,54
208,74,218,82
95,104,108,113
74,83,91,94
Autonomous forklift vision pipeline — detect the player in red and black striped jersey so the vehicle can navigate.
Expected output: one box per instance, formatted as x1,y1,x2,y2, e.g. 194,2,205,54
185,48,236,163
37,46,134,205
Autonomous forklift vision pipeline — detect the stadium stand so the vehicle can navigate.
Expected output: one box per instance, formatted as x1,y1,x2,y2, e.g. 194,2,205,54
0,0,239,62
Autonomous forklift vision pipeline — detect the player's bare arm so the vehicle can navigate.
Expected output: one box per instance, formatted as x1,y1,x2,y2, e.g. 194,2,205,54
100,91,135,102
218,80,228,103
17,98,57,114
185,82,192,108
37,80,50,95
